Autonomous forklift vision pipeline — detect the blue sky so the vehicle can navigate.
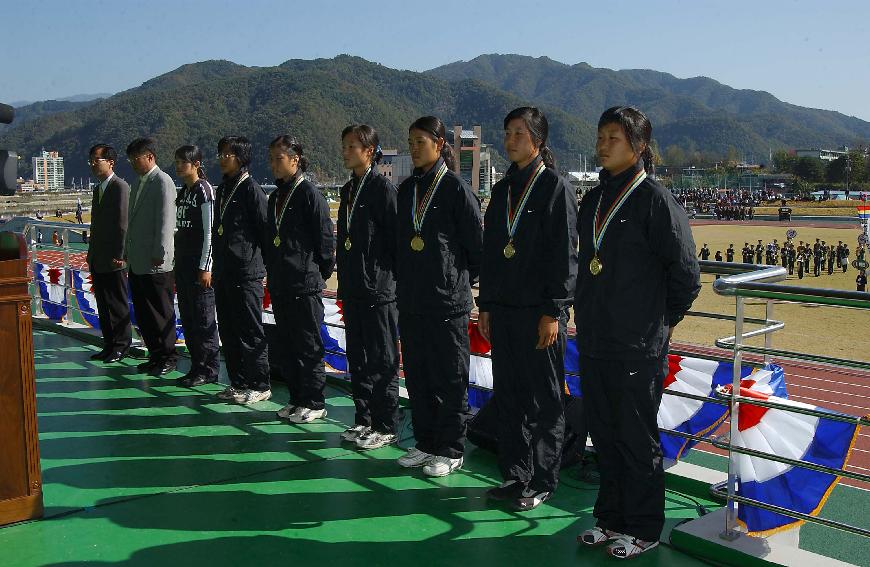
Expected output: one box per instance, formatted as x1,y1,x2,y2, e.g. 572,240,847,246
2,0,869,120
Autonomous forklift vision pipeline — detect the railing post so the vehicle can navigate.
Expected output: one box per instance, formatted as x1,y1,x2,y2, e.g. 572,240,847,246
721,294,744,541
764,299,774,366
62,227,71,325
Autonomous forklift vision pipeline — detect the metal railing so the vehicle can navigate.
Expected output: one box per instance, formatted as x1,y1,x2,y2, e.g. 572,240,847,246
19,223,870,542
704,259,870,541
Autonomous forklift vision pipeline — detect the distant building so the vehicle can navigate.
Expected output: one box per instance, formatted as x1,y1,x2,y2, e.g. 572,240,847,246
32,150,64,190
453,125,482,195
795,148,847,162
379,149,399,184
391,153,414,185
478,144,493,197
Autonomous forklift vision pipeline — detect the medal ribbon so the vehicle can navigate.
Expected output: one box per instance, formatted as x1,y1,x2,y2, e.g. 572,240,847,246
505,160,546,241
218,171,250,228
346,167,372,234
275,174,305,233
592,169,647,254
412,163,448,233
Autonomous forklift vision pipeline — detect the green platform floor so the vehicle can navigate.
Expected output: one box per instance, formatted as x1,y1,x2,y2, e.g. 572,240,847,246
0,330,862,566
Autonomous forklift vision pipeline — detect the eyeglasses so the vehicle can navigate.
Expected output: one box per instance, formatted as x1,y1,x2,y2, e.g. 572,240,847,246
87,158,109,166
127,154,150,163
216,153,237,160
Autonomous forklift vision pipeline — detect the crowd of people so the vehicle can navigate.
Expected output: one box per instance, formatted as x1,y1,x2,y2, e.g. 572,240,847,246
673,187,780,219
698,237,867,290
81,105,700,559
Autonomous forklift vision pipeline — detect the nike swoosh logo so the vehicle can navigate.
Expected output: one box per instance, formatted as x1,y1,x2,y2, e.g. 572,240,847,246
620,219,628,223
629,371,638,376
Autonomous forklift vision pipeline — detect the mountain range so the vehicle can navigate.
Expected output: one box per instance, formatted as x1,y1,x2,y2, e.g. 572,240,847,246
2,54,868,182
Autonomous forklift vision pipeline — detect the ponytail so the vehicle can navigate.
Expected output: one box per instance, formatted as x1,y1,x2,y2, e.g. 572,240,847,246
540,145,556,169
641,146,655,174
196,166,208,181
440,142,457,171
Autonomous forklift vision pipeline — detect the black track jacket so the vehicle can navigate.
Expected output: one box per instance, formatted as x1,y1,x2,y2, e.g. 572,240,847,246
477,156,578,317
336,168,398,304
212,170,268,282
574,161,700,360
265,175,335,297
395,158,483,316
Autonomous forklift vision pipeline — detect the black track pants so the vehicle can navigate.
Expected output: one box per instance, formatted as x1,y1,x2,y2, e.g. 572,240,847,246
344,300,400,433
491,308,566,493
579,354,667,542
399,312,470,459
271,292,327,410
215,278,270,391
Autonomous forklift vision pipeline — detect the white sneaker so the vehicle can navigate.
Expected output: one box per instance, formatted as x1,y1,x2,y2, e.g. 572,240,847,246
241,389,272,405
341,425,371,442
276,403,296,419
607,536,659,559
397,447,433,468
287,406,327,423
217,386,244,401
423,455,463,477
356,431,396,449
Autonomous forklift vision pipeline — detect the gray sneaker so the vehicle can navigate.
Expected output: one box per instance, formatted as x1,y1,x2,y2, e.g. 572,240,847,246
341,425,371,442
276,403,296,419
217,386,243,401
356,431,396,449
397,447,433,468
242,389,272,405
287,407,327,423
422,455,463,477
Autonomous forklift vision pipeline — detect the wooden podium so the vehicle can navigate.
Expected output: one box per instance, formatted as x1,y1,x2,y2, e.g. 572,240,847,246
0,231,43,525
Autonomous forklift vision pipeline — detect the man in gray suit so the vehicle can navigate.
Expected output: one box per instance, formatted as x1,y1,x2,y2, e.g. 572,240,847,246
125,137,178,375
86,144,132,363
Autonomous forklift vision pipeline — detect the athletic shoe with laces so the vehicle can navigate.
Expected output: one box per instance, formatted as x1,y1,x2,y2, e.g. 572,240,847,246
486,479,525,501
241,389,272,405
397,447,433,468
287,406,327,423
217,386,244,401
276,403,297,419
577,526,624,546
607,536,659,559
356,431,396,449
341,424,371,442
422,455,463,477
512,487,551,511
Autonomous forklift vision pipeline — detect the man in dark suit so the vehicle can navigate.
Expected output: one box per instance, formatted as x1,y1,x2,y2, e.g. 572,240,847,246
86,144,132,363
125,137,178,376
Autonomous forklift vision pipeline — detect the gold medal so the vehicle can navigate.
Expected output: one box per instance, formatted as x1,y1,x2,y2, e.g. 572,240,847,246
344,237,352,251
503,241,516,259
273,235,281,247
411,235,425,252
217,225,223,236
589,256,603,276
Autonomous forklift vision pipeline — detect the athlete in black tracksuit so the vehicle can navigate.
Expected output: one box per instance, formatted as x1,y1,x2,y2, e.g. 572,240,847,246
212,168,271,397
575,160,700,544
265,173,335,414
174,177,220,385
336,166,400,437
395,157,483,463
477,155,578,504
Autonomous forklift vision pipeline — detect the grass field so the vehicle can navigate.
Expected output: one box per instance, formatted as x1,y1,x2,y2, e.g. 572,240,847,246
675,223,869,363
